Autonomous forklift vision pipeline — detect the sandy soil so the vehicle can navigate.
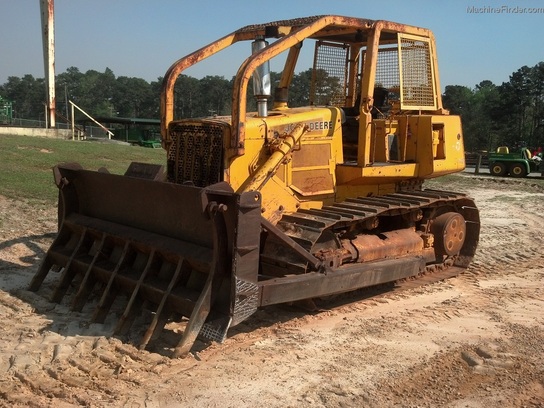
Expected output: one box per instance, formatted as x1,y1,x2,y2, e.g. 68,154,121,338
0,173,543,408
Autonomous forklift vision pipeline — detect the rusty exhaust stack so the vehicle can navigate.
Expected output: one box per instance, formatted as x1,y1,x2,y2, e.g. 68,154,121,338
40,0,56,128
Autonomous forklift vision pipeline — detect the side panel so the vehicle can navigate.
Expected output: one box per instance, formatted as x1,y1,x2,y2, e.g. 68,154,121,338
429,115,466,176
412,115,465,177
336,114,465,193
229,107,344,220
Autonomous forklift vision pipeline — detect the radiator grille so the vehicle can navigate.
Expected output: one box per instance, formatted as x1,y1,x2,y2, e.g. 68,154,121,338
167,123,224,187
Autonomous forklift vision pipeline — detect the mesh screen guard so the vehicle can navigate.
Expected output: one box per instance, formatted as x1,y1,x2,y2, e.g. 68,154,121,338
375,34,437,111
398,34,437,110
310,33,438,112
310,41,350,107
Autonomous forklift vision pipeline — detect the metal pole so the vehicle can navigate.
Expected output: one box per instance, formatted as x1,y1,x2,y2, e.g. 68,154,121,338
65,84,69,120
71,103,75,140
69,100,114,139
40,0,56,128
475,153,482,175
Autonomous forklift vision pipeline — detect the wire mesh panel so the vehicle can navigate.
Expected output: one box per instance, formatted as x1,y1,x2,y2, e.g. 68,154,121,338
372,34,437,111
375,46,400,91
398,34,437,110
310,41,349,106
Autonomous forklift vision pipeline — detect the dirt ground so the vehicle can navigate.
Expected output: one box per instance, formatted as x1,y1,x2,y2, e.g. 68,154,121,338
0,173,543,408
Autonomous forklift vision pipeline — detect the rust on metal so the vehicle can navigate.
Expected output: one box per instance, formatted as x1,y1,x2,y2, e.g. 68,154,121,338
259,190,479,305
40,0,56,128
431,212,467,257
31,164,479,355
31,15,481,357
160,15,433,156
348,228,425,263
30,164,262,357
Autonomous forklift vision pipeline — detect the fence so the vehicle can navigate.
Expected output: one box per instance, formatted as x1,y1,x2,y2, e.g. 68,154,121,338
4,117,112,139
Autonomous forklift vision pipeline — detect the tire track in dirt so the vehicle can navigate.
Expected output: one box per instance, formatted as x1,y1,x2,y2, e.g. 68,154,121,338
271,184,544,407
1,179,543,407
349,183,544,407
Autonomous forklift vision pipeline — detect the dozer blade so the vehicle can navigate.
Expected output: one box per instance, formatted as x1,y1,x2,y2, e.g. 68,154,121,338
30,163,262,357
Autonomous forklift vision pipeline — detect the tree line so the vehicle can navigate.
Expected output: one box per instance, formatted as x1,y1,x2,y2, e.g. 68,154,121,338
0,67,317,122
443,62,544,152
1,62,543,152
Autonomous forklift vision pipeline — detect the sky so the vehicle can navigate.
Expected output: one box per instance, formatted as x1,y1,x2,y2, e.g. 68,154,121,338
1,0,543,91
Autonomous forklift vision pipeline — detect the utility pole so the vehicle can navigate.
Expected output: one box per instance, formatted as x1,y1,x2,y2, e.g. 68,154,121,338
40,0,56,128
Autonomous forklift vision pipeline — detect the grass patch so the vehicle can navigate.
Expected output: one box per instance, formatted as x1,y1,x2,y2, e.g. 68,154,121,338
3,134,543,206
0,134,164,203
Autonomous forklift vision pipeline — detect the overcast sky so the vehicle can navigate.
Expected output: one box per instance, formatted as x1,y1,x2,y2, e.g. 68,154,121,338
1,0,543,90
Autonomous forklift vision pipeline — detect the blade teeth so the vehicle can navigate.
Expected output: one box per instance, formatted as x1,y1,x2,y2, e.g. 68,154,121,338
32,223,211,356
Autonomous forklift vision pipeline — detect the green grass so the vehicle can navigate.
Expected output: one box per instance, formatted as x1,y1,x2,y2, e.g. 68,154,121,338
3,134,543,206
0,134,165,203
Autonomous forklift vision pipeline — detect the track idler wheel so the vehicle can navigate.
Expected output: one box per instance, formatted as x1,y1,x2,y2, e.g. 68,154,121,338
431,212,466,257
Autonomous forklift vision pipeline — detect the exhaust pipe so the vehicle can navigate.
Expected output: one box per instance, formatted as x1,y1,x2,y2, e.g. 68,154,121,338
251,37,271,117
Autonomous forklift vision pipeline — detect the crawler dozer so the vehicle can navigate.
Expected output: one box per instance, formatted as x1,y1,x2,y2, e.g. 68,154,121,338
30,16,480,357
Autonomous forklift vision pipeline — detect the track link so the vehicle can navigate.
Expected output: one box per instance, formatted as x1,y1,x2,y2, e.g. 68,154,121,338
262,188,480,276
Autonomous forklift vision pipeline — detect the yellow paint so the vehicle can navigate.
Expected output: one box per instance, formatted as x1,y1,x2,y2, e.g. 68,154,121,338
161,16,469,225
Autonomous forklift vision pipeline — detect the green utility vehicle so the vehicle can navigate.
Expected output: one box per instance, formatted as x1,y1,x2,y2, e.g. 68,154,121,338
488,146,542,178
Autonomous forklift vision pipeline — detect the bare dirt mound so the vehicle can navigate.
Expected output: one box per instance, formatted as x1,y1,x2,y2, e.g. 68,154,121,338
0,174,543,407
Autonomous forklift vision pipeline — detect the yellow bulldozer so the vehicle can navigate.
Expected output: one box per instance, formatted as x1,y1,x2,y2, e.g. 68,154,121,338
30,15,480,357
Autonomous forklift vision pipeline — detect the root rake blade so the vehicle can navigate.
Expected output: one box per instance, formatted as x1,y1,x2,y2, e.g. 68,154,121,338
30,164,262,357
